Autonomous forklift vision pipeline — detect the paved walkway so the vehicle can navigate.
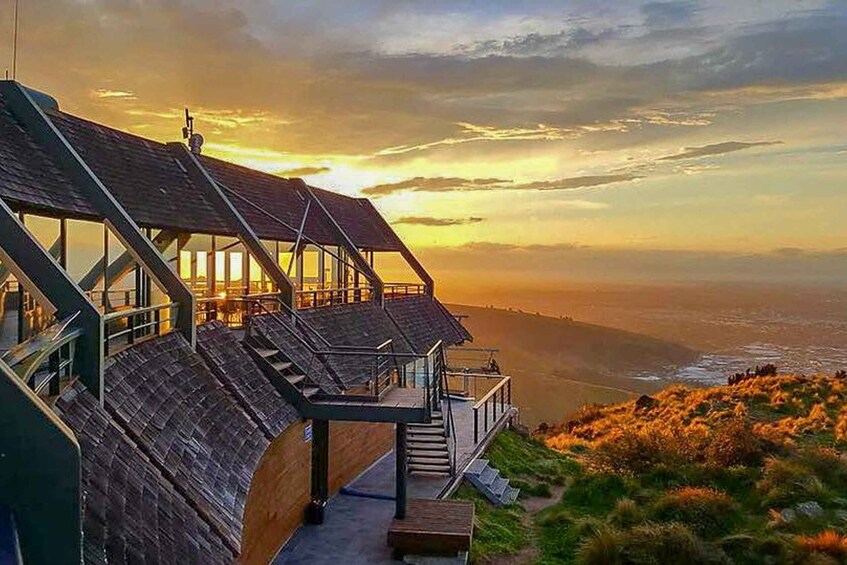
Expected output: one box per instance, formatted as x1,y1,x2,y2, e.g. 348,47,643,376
273,396,514,564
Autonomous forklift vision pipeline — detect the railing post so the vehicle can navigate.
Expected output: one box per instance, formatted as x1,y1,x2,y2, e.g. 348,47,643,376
484,401,488,434
128,313,135,345
508,378,512,405
474,408,479,444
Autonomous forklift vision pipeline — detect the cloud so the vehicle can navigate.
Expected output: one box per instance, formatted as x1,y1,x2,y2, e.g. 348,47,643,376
394,216,485,227
658,141,783,161
92,89,136,100
362,173,642,197
641,1,701,28
362,177,508,196
276,166,331,177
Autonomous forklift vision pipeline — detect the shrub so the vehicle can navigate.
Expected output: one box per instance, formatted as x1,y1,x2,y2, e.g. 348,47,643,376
651,487,741,538
564,473,631,515
575,525,624,565
608,498,643,528
704,417,764,467
795,531,847,559
593,425,699,474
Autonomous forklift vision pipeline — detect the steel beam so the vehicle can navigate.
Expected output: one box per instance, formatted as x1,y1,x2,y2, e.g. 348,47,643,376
300,181,386,305
168,143,297,308
359,199,435,296
310,419,330,518
0,81,196,347
0,199,103,399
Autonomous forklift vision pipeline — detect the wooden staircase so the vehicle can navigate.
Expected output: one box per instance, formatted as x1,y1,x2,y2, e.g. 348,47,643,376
407,410,451,476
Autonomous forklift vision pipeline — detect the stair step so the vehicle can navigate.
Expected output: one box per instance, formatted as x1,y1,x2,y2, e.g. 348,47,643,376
285,374,306,386
408,435,447,445
490,477,509,498
408,442,447,452
479,467,499,487
406,427,444,436
465,459,488,477
502,486,520,505
272,360,293,372
408,462,451,473
408,469,451,478
303,387,320,399
407,448,449,458
409,456,449,466
253,348,278,358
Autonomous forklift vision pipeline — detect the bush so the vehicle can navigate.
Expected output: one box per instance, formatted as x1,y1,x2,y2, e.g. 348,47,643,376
578,522,728,564
564,473,631,515
651,487,741,538
704,417,765,467
608,498,644,528
593,425,698,474
795,531,847,559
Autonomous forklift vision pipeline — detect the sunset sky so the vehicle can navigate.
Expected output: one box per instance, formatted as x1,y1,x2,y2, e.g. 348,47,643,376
2,1,846,288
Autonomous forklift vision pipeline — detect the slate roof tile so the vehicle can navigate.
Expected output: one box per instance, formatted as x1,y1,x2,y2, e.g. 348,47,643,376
54,382,234,564
103,332,269,549
385,295,471,352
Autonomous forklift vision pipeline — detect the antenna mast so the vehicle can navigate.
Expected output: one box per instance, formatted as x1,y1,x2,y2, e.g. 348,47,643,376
12,0,19,79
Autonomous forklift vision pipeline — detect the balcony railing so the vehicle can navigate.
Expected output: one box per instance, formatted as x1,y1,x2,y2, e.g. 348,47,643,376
1,314,83,397
296,286,373,309
103,303,178,356
383,283,426,300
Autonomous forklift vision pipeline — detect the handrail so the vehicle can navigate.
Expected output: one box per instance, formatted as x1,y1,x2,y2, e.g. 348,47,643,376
103,302,178,355
439,342,458,475
1,314,84,397
472,375,512,444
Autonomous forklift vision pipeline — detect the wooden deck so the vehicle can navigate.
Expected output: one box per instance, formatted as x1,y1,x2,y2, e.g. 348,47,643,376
387,498,474,557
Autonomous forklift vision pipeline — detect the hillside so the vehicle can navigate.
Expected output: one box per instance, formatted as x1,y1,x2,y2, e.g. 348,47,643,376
459,374,847,564
448,304,698,426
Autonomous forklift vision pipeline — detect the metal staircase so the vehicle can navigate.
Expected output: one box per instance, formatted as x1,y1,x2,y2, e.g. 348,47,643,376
243,333,322,404
464,459,519,506
407,410,451,476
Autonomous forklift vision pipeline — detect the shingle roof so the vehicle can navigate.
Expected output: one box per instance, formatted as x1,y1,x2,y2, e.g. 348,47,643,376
197,320,300,438
300,302,414,388
200,156,339,244
49,111,234,235
385,295,471,353
54,382,234,565
103,332,269,549
0,94,98,218
311,189,403,251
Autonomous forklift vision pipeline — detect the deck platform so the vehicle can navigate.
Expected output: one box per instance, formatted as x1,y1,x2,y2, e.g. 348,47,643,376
387,498,474,557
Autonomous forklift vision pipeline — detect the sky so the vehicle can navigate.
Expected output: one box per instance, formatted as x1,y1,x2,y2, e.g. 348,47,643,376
1,0,846,288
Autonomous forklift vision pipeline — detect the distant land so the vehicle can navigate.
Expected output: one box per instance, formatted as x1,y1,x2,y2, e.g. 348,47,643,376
448,304,697,426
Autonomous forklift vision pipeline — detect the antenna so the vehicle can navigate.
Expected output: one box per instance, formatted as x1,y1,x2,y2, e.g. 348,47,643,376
12,0,19,79
182,108,204,155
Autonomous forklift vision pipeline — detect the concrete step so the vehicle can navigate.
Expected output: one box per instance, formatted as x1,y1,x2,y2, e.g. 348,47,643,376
465,459,488,477
501,486,520,505
490,476,509,498
479,466,499,487
408,436,448,447
409,441,447,452
253,348,278,358
462,459,519,507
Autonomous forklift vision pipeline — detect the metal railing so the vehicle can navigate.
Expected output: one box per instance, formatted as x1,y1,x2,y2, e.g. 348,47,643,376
87,289,137,310
439,343,458,475
296,286,373,309
466,374,512,444
383,283,426,300
447,346,501,374
103,303,178,356
1,314,83,397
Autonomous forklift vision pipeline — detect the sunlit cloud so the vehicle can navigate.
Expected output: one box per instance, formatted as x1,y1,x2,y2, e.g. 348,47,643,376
362,174,642,197
92,89,136,100
658,141,783,161
277,166,331,177
394,216,485,227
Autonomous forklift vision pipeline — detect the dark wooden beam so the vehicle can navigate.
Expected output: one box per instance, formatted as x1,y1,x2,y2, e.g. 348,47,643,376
309,419,330,523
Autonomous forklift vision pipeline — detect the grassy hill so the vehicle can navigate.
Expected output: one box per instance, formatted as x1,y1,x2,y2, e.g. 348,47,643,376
448,304,698,426
458,373,847,564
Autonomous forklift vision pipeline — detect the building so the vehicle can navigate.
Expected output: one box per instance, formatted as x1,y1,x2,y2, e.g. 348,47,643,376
0,81,513,564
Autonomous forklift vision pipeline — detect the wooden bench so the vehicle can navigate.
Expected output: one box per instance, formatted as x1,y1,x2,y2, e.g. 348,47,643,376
387,498,474,557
